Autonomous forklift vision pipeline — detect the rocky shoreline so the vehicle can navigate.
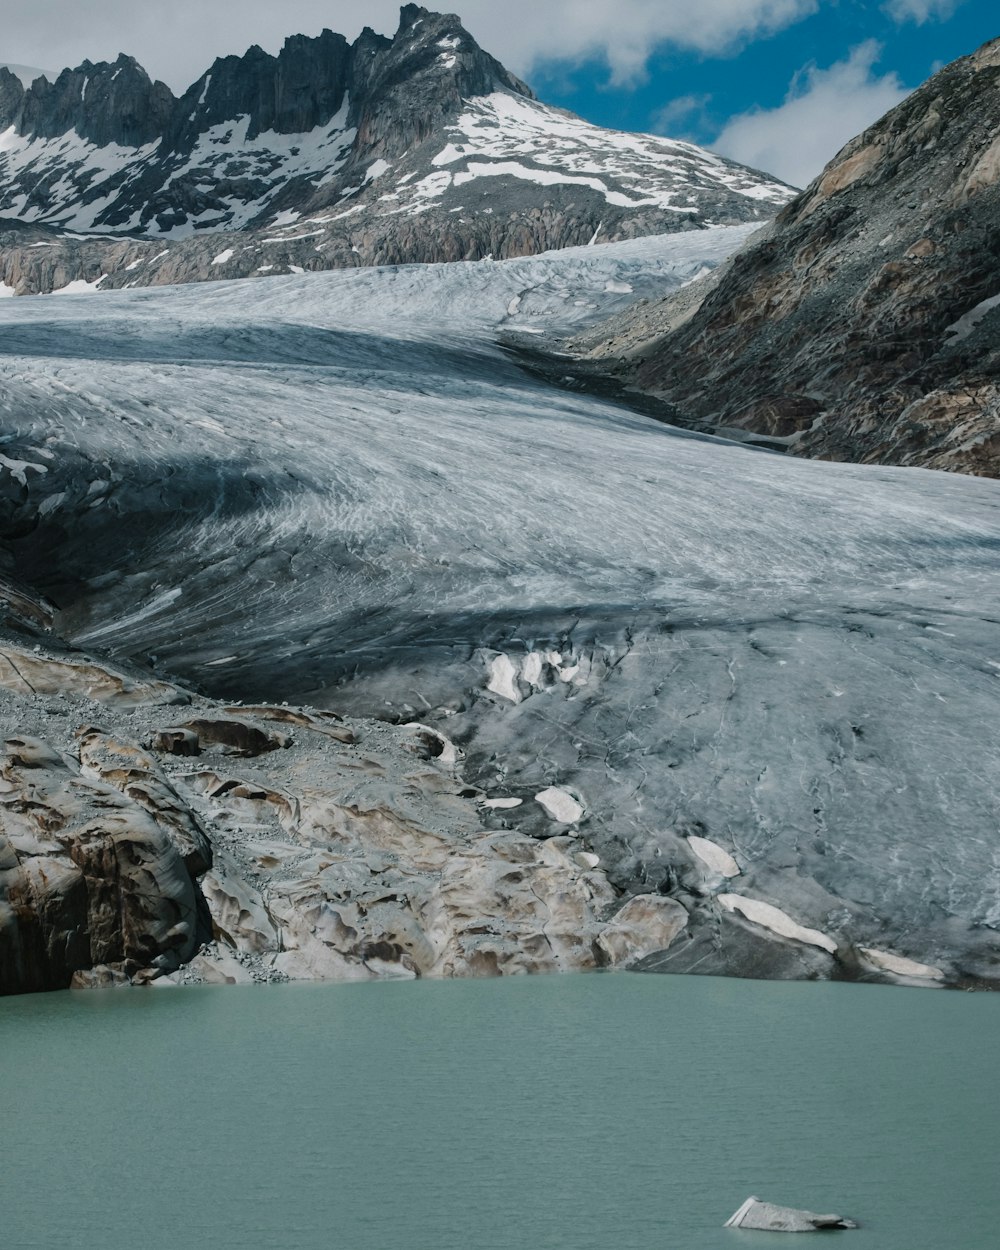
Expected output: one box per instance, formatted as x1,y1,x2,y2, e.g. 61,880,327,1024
0,600,692,994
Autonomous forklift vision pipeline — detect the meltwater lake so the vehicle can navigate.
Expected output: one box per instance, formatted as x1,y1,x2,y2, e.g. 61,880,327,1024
3,972,998,1250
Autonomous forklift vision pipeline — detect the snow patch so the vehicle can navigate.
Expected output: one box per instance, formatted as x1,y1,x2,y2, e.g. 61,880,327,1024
858,947,944,980
487,654,521,703
687,836,740,878
404,722,459,768
535,787,585,824
53,275,107,294
944,293,1000,343
718,895,837,954
0,454,47,485
270,209,301,229
521,651,545,686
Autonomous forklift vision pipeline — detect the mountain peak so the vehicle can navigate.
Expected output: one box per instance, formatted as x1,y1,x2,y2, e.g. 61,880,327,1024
0,6,791,277
398,4,439,30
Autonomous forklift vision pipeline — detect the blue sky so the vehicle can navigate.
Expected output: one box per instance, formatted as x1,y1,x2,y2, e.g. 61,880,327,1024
3,1,997,186
529,0,997,184
540,2,1000,175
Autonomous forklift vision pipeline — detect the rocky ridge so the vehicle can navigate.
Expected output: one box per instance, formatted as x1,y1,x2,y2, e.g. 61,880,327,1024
0,6,792,296
568,36,1000,477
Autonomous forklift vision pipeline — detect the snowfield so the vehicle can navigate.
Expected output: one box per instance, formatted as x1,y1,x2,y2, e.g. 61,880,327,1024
1,224,999,981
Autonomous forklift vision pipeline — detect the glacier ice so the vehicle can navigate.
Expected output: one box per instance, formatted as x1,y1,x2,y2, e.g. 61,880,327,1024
1,225,998,982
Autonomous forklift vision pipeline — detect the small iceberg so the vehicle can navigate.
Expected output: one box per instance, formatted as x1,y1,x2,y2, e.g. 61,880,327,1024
725,1196,858,1232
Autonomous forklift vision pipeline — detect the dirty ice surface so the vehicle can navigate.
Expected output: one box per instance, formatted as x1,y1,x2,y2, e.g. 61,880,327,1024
1,223,999,979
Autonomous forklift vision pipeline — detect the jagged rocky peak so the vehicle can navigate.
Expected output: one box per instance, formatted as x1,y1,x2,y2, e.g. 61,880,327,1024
0,5,793,287
15,54,174,147
0,66,23,129
167,7,529,149
169,29,354,146
573,34,1000,476
350,4,534,154
382,4,533,99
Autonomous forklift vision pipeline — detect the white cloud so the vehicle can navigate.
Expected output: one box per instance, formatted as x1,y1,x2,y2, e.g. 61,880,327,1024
883,0,962,24
650,93,714,137
3,1,820,92
712,41,910,188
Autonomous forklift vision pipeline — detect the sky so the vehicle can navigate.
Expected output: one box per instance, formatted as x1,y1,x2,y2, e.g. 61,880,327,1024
1,1,997,186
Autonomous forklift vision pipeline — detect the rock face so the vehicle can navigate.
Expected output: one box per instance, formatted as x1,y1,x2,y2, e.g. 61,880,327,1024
0,6,792,295
0,625,688,995
571,37,1000,476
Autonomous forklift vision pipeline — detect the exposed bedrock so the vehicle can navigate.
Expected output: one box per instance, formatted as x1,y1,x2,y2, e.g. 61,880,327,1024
570,36,1000,476
0,630,691,995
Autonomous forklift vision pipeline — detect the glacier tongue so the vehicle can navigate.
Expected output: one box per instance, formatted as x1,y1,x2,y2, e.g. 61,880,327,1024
2,225,999,985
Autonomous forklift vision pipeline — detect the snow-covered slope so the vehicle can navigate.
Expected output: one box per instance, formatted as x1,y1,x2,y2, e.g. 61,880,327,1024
0,7,793,293
1,225,998,986
417,91,788,215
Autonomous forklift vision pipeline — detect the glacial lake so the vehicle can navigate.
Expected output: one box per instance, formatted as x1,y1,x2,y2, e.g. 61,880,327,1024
2,972,998,1250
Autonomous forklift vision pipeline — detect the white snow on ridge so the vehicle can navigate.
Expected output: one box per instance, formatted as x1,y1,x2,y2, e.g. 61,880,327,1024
0,126,159,231
154,99,356,235
0,97,357,236
450,159,690,211
0,76,788,239
414,92,794,214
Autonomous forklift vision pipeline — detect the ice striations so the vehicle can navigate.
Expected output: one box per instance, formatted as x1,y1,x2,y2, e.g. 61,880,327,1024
0,226,998,993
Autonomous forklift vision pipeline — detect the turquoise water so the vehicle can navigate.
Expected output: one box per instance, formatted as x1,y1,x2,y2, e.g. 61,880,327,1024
2,973,998,1249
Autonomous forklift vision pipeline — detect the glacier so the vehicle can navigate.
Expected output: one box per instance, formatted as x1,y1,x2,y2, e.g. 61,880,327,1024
1,222,999,984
